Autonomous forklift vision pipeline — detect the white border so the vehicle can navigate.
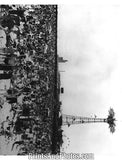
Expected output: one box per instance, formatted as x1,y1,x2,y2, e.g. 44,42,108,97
0,0,122,5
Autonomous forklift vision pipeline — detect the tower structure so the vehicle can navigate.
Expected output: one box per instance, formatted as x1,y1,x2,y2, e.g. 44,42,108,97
62,108,116,133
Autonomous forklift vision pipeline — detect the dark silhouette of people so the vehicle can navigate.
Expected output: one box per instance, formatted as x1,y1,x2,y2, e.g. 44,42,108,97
1,15,20,30
6,97,17,104
0,64,12,71
0,72,12,80
9,9,25,18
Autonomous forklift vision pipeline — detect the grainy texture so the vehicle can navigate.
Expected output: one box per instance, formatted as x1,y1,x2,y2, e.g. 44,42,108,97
0,5,62,155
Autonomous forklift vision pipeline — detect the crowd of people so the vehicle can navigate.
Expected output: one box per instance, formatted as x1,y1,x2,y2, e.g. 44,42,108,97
0,5,62,155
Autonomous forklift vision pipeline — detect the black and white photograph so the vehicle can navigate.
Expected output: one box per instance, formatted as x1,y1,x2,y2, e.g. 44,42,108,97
0,2,121,160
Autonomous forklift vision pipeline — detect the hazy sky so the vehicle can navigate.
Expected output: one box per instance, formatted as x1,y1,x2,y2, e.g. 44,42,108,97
58,5,122,160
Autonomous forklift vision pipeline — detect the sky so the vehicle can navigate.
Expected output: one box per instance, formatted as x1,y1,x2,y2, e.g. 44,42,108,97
58,5,122,160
